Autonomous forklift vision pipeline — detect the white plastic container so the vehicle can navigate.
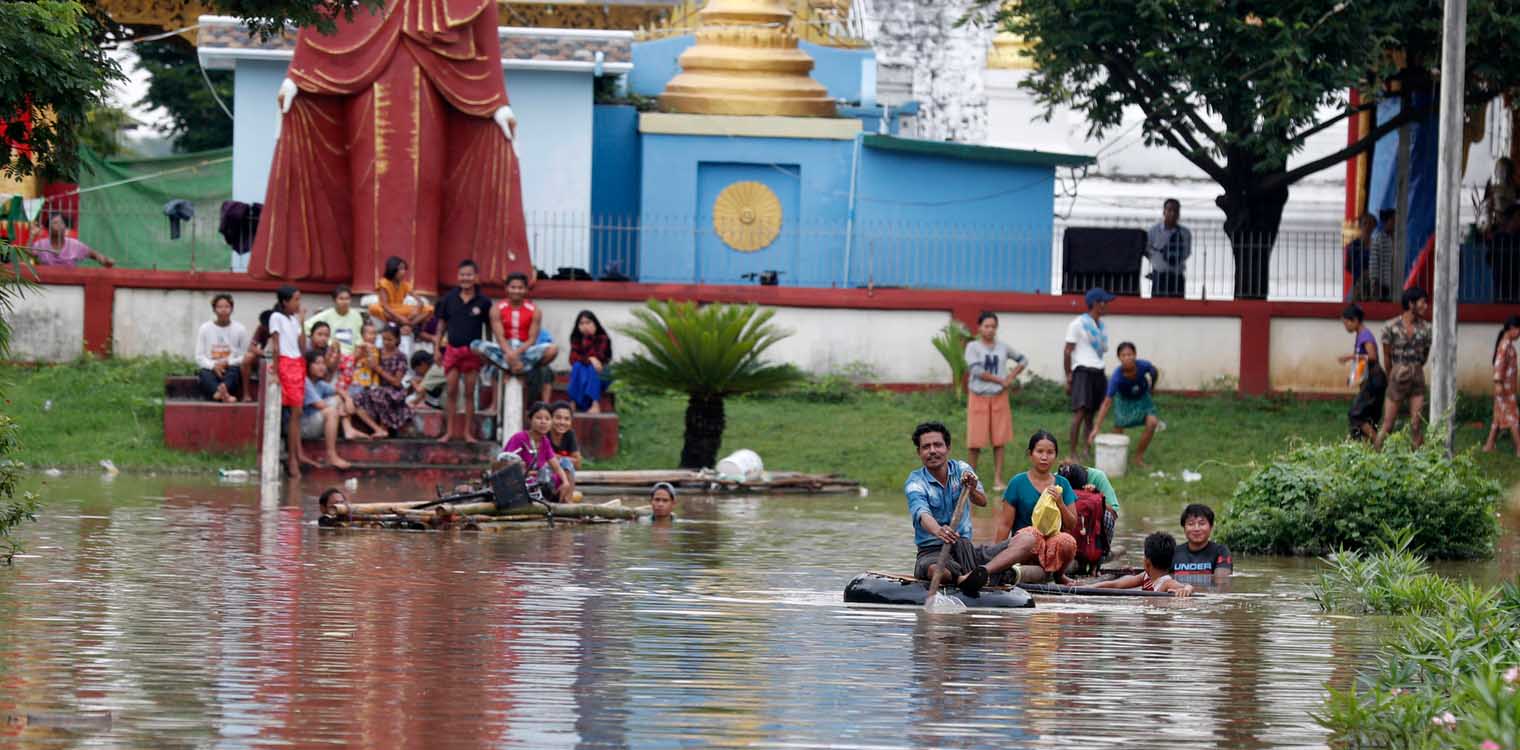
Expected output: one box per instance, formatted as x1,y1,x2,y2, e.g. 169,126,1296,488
1093,434,1131,478
716,449,764,482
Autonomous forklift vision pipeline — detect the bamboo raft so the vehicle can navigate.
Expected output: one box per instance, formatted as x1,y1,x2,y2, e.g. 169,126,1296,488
322,496,646,531
571,469,863,496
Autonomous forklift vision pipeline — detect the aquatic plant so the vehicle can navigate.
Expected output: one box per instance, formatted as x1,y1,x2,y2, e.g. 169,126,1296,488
1310,528,1458,616
1218,432,1501,559
929,320,973,402
1314,560,1520,749
615,300,804,469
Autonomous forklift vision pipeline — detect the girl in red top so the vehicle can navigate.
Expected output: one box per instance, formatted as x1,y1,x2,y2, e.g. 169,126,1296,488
567,310,612,412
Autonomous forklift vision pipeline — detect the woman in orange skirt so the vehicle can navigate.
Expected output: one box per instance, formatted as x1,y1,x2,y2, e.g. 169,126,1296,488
1484,315,1520,454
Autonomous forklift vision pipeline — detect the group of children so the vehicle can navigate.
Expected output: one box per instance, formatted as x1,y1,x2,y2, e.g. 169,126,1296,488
243,256,615,477
964,303,1165,492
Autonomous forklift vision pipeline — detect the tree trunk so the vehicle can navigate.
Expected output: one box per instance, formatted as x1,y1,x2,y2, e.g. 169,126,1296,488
1217,169,1290,300
680,393,726,469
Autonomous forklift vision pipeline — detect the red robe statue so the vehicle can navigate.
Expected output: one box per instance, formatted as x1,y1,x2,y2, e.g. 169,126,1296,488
250,0,531,295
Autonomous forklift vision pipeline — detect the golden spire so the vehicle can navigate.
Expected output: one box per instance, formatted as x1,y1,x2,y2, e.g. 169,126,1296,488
658,0,837,117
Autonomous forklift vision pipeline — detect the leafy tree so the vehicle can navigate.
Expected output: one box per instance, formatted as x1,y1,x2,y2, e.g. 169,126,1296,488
0,248,38,564
133,39,233,153
616,301,805,469
79,104,138,158
993,0,1520,298
1,0,378,180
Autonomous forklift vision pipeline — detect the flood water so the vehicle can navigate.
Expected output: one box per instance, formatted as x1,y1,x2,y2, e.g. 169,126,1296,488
2,474,1516,749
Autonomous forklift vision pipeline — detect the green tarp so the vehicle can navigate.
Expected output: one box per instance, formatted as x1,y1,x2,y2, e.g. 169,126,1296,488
77,147,233,271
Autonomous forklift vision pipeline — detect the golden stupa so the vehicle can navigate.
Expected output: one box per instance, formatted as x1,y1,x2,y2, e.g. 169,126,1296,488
658,0,836,117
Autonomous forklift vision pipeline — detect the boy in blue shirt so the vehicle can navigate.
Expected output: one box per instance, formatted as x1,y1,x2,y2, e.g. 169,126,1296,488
905,421,1033,594
1088,341,1163,467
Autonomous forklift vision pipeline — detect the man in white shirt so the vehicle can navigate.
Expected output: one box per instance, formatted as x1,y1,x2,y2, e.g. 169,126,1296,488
1146,199,1191,298
1064,288,1114,463
195,294,250,403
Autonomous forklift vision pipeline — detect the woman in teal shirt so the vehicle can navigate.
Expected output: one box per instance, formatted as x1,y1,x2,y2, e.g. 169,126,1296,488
997,430,1078,535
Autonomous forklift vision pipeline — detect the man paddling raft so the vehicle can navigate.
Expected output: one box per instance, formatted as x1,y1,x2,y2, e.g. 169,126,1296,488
906,421,1030,595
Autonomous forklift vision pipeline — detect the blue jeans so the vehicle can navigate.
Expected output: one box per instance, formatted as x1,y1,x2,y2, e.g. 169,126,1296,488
472,339,549,372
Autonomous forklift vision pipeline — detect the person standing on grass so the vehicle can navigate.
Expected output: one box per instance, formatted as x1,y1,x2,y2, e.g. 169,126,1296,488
964,311,1027,490
268,286,313,477
1375,287,1432,450
905,421,1028,595
1484,315,1520,454
434,259,492,444
195,294,249,403
1340,304,1385,441
1087,342,1162,467
1064,288,1114,464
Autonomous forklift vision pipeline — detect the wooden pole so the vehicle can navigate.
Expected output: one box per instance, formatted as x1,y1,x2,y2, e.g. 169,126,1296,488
259,350,281,485
1430,0,1468,455
500,376,523,444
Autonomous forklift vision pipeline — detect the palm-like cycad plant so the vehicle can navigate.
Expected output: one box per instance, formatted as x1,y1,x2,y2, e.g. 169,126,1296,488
617,300,804,469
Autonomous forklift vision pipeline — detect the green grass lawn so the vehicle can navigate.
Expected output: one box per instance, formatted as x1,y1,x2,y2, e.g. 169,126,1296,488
6,358,1520,507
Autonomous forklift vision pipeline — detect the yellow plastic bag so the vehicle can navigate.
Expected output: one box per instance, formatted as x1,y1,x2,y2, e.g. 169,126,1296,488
1031,485,1064,536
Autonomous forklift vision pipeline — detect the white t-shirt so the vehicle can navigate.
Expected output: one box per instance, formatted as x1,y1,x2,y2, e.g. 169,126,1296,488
269,311,303,358
1064,314,1107,370
195,319,250,370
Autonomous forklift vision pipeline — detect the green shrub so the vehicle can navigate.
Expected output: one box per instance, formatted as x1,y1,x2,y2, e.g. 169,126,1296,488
1316,572,1520,749
1310,528,1460,616
1217,434,1501,559
929,321,972,402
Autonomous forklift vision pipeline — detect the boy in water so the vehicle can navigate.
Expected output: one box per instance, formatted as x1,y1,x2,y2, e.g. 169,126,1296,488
1173,503,1233,580
1092,531,1194,596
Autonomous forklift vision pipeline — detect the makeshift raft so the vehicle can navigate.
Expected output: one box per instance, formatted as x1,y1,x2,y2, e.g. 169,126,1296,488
320,458,647,530
1017,582,1185,598
574,469,861,496
843,572,1035,609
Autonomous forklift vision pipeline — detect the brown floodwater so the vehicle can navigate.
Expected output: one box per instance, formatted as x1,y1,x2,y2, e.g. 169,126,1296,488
1,473,1515,749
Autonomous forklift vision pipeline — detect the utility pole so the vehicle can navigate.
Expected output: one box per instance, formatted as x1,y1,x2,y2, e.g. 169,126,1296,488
1430,0,1467,455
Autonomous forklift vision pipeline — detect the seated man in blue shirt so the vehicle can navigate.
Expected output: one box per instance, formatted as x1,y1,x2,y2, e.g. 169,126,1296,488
906,421,1033,594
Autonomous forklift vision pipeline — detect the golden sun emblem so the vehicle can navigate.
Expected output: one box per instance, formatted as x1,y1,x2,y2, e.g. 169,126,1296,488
712,181,782,252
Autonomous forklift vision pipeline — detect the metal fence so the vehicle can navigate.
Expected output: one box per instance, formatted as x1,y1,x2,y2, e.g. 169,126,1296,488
37,206,1520,304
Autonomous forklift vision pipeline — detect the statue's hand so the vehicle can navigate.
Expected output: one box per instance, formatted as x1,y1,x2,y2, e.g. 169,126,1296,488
493,105,517,142
277,78,298,115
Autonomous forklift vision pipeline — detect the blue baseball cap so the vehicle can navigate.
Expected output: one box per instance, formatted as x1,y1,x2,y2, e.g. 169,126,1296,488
1085,287,1116,308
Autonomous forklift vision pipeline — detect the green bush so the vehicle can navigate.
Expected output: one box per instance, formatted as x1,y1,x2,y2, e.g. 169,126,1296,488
1310,528,1460,616
1316,571,1520,749
1218,434,1501,559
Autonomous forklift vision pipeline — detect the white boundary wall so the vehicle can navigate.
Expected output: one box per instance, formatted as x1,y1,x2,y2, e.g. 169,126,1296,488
8,284,1510,395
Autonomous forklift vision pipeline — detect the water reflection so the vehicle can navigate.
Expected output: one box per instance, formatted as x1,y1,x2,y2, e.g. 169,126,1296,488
0,474,1476,748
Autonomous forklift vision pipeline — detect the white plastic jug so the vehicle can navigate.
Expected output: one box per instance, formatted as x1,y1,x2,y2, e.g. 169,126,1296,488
716,449,764,482
1093,434,1131,478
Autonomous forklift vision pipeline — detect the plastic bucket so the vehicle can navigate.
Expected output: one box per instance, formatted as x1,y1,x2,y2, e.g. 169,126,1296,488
716,449,764,481
1093,434,1131,478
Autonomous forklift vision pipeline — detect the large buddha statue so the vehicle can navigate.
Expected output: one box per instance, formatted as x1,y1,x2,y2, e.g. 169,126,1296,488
250,0,531,294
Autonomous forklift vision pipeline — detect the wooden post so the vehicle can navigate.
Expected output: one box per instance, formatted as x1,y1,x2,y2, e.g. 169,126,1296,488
499,376,524,444
260,350,281,485
1430,0,1468,454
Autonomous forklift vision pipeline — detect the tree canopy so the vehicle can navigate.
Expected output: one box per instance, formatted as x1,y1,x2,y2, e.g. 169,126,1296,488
0,0,377,180
134,40,234,153
991,0,1520,297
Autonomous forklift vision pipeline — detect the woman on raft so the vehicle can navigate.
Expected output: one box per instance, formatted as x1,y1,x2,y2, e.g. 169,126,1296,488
995,430,1080,584
501,401,575,501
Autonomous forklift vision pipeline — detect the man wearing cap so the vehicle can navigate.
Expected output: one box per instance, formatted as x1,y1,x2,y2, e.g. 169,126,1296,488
905,421,1030,595
1064,288,1114,464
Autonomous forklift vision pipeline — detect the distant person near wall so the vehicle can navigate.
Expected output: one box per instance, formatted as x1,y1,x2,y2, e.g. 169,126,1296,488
1340,304,1385,442
1374,287,1432,451
30,214,115,267
1484,316,1520,455
1145,199,1190,298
